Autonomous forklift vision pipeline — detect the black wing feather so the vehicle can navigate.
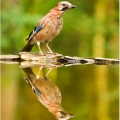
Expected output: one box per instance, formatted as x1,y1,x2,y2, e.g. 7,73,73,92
26,24,43,41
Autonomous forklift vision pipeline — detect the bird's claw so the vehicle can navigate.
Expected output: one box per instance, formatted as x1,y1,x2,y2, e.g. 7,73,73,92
39,52,45,56
47,52,57,55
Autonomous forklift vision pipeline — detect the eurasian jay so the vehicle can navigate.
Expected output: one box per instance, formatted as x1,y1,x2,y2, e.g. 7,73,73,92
22,67,74,120
21,1,76,55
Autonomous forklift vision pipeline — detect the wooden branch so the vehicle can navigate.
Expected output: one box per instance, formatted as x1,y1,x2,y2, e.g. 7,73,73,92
0,52,119,68
19,52,63,61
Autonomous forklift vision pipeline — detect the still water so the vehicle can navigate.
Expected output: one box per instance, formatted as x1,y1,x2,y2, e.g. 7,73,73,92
1,62,119,120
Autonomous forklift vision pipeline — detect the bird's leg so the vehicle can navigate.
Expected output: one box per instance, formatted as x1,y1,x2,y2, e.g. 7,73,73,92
45,42,53,53
37,41,44,55
45,68,53,77
36,66,43,79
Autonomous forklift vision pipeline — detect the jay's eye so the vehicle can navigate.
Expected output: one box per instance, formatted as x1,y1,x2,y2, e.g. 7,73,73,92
62,3,66,6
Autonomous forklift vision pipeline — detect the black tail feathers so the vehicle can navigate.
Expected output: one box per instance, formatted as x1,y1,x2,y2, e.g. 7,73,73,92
20,43,34,52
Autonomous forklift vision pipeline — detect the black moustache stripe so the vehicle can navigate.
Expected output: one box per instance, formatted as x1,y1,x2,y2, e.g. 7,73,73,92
61,7,68,11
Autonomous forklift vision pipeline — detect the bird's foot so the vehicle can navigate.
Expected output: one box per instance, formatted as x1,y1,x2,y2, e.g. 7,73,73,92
39,51,45,56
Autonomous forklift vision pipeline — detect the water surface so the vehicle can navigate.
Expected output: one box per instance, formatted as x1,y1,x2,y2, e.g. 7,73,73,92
1,63,119,120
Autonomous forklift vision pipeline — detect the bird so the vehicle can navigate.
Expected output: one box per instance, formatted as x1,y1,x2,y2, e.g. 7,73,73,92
22,67,74,120
21,1,76,55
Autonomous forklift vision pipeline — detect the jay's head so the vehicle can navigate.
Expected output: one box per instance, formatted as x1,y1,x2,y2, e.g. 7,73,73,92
55,1,76,12
56,111,74,120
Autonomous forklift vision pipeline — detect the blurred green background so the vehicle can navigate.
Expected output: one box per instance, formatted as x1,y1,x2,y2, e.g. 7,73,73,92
1,0,119,120
1,0,119,57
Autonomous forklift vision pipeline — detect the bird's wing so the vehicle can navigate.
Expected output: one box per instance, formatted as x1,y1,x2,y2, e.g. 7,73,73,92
33,87,42,97
24,77,42,97
26,24,43,42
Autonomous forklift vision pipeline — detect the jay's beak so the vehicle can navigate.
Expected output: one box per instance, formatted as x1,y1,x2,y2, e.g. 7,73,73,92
68,4,76,9
66,114,74,119
71,5,76,8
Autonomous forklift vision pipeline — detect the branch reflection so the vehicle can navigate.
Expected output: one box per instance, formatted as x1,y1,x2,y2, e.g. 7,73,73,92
22,67,74,120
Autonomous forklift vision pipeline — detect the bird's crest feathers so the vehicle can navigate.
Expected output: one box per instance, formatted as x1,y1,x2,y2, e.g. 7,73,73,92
55,1,76,11
56,111,74,120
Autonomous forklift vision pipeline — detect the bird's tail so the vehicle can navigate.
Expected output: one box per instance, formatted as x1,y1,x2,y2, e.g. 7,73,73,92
20,43,34,52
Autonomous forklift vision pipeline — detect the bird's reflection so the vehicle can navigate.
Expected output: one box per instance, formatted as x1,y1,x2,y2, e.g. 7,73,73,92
22,67,74,120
